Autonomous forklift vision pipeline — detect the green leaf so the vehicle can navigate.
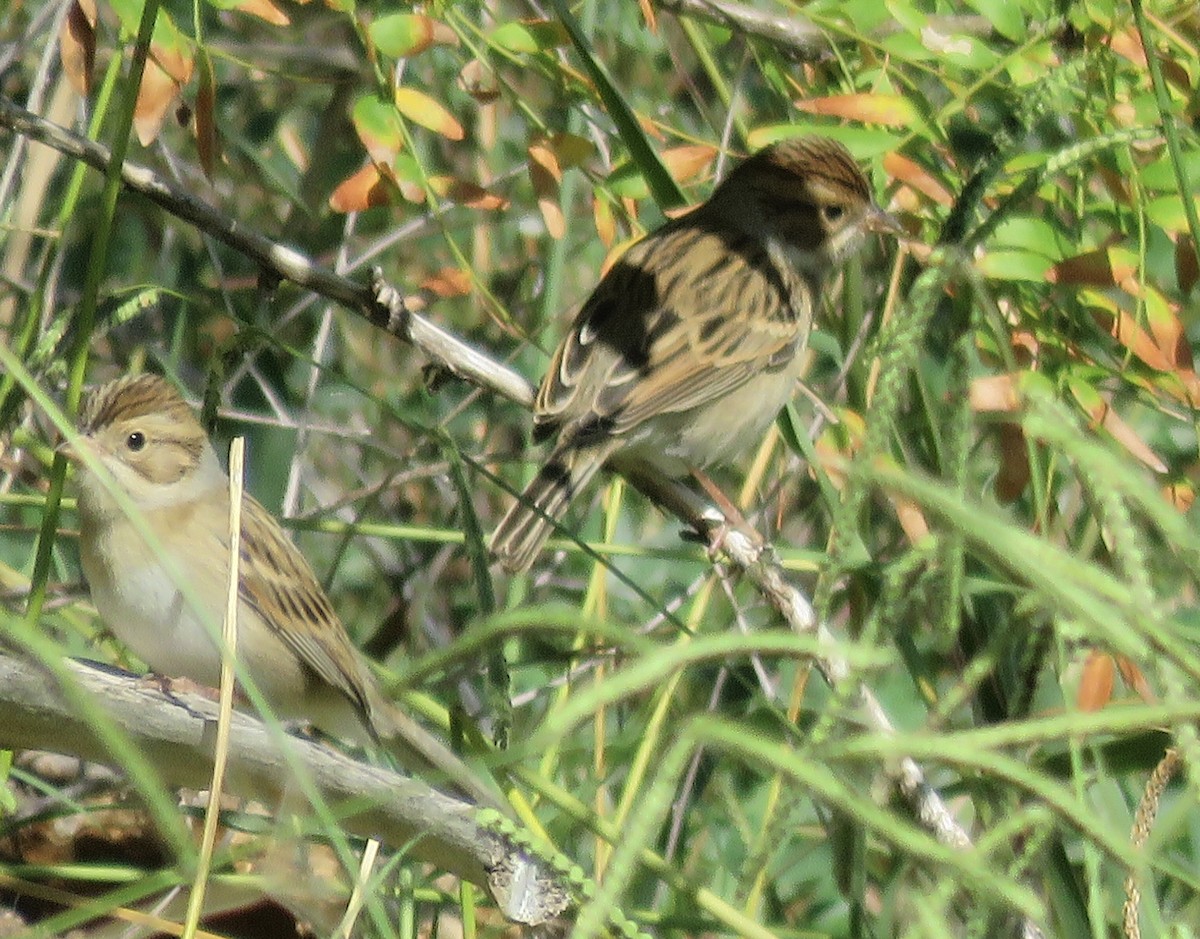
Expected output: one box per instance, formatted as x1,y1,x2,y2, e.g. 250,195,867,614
490,19,567,54
352,93,404,160
976,248,1053,282
548,0,685,211
966,0,1026,41
369,13,444,58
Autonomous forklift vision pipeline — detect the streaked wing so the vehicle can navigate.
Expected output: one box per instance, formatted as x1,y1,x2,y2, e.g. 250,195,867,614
536,215,808,443
236,496,370,717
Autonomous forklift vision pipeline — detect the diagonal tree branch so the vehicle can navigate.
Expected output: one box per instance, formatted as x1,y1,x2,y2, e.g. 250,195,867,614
0,652,570,925
0,95,535,410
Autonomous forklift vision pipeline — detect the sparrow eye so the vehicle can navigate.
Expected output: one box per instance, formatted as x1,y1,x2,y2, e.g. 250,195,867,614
126,431,146,452
821,204,845,223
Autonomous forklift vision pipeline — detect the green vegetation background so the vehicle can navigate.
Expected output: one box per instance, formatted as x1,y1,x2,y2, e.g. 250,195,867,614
2,0,1200,936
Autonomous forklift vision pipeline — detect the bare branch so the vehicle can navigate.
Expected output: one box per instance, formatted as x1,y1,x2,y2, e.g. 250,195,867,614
0,652,569,926
0,95,535,410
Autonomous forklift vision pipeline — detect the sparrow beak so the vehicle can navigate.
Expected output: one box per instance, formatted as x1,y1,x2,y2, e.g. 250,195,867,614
56,435,87,463
866,205,905,238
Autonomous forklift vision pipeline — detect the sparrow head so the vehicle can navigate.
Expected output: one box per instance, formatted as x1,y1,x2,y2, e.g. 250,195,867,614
61,374,224,516
713,135,899,268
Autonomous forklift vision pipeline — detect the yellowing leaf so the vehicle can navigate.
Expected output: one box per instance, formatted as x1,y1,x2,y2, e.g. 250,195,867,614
352,94,404,163
593,193,616,249
394,86,464,140
491,19,568,54
370,13,456,58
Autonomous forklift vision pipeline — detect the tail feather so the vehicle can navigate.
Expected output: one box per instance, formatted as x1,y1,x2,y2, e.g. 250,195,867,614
490,442,614,573
366,687,509,812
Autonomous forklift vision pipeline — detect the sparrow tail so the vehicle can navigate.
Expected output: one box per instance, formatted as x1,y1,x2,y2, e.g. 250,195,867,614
489,441,615,573
368,693,510,813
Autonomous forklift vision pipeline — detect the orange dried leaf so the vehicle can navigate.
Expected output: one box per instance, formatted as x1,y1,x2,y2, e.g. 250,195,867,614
231,0,290,25
133,36,194,145
795,93,918,127
1099,407,1168,474
1115,657,1155,703
890,493,930,545
530,161,564,239
1092,307,1176,374
1070,382,1168,473
429,176,508,210
458,60,499,103
1143,291,1191,370
1077,651,1115,712
969,374,1020,413
638,0,657,31
1107,28,1147,67
661,144,717,184
134,60,182,145
394,87,464,140
422,267,471,297
329,163,395,212
883,152,952,205
1164,479,1195,513
528,139,562,183
60,0,96,96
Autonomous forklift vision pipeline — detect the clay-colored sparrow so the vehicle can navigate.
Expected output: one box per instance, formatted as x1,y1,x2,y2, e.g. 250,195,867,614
63,374,502,809
490,136,899,572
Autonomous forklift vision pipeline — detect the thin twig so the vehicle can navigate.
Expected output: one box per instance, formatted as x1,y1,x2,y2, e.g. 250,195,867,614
0,95,535,409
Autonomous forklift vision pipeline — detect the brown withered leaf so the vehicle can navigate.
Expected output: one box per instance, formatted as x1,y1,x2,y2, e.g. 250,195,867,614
59,0,96,96
134,44,194,146
1077,650,1115,712
994,422,1030,503
195,49,218,180
421,267,471,297
329,163,396,212
429,175,508,210
458,59,499,103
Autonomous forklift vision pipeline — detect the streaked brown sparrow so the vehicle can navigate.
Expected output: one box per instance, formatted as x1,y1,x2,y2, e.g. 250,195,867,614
490,135,898,572
62,373,503,808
